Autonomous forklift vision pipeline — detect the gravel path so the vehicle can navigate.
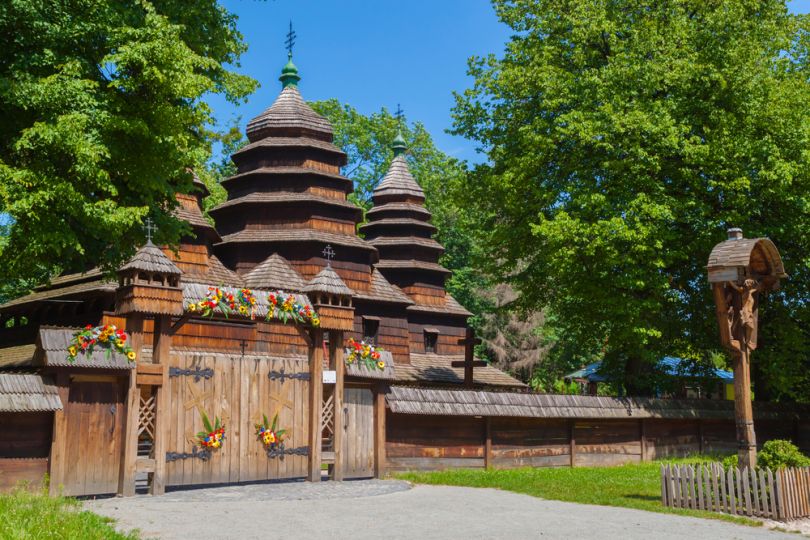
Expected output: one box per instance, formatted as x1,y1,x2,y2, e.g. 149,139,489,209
86,480,798,540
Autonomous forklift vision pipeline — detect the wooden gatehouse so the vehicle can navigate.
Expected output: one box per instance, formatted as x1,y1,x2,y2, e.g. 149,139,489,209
0,53,523,496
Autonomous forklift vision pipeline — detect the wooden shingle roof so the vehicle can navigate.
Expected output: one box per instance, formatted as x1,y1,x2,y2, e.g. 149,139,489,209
37,327,135,369
353,269,413,305
367,236,444,253
406,293,472,317
386,386,810,420
120,241,182,276
303,265,353,296
220,166,353,191
0,373,62,412
218,229,378,253
233,136,346,159
373,155,425,201
366,202,431,219
394,354,525,388
345,351,397,380
0,344,37,369
243,254,306,291
0,277,115,311
182,283,313,319
211,192,361,215
246,86,333,142
373,259,451,275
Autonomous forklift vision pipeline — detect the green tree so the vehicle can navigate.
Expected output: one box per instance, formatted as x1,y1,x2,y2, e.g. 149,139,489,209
0,0,256,286
452,0,810,398
310,100,492,322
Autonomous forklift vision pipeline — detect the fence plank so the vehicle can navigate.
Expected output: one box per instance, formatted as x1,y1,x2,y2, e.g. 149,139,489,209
729,467,737,515
751,467,760,515
661,464,668,506
758,469,768,518
719,463,728,513
776,469,785,520
689,466,697,510
742,467,752,516
697,465,705,510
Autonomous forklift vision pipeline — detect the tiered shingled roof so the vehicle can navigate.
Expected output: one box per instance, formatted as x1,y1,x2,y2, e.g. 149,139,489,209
213,55,376,275
361,131,472,317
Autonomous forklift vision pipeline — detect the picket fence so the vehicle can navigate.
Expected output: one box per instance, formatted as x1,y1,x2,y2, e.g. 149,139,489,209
660,463,810,520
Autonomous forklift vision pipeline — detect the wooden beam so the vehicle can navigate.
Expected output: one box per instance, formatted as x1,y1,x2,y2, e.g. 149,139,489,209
169,311,193,336
307,328,324,482
640,419,647,462
151,315,171,495
48,369,70,497
484,417,493,470
698,419,705,455
453,327,484,388
296,324,313,348
331,330,344,481
117,313,143,497
569,420,576,468
374,384,387,479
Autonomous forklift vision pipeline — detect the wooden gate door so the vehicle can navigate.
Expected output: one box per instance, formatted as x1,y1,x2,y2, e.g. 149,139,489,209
341,387,374,478
164,354,311,487
62,377,127,496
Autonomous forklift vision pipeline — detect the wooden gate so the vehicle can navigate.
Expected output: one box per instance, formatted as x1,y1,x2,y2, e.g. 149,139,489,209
341,387,375,478
62,377,127,496
163,354,310,487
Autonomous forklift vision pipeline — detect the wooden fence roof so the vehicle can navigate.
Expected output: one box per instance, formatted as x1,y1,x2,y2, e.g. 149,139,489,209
37,327,135,369
386,386,810,420
345,351,396,380
0,373,62,412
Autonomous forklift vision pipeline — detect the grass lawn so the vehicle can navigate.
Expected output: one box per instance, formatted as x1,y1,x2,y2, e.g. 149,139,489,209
397,459,761,527
0,487,139,540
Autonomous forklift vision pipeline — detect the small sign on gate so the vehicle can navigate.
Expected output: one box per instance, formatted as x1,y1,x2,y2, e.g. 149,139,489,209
322,370,336,384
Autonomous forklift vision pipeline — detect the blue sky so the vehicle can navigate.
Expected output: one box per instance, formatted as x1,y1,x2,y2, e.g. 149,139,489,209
212,0,810,165
207,0,511,163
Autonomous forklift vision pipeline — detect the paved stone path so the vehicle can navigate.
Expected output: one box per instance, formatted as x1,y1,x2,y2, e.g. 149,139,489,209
86,480,799,540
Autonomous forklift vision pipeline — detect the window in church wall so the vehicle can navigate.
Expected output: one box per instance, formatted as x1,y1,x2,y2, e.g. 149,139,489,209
424,330,439,354
362,316,380,346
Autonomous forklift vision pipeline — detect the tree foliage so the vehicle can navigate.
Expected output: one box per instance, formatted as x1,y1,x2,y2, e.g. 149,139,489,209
0,0,256,285
452,0,810,399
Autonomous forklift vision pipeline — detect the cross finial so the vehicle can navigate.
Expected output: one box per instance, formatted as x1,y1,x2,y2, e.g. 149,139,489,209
395,103,404,124
285,20,296,57
144,217,156,243
322,244,335,267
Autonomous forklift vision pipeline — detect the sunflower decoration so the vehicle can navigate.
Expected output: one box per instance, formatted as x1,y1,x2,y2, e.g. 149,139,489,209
266,291,319,326
236,288,258,320
255,413,287,450
67,324,136,363
187,286,236,318
196,412,225,450
345,338,385,371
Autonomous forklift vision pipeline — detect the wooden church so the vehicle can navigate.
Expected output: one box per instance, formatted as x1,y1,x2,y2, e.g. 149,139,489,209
0,52,522,496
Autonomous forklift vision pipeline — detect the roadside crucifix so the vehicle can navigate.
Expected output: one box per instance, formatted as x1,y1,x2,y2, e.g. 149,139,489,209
707,228,786,469
451,327,485,388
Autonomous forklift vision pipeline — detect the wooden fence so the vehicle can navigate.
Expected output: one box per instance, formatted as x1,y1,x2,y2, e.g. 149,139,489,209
661,463,810,520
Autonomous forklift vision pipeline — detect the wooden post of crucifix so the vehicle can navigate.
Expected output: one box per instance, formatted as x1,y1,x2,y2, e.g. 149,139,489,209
451,327,485,388
707,228,786,470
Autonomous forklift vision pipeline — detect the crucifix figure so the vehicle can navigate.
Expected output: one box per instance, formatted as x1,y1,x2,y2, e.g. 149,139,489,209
322,244,335,267
451,327,486,388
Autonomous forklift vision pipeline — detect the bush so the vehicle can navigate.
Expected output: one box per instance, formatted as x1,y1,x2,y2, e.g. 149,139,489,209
758,439,810,470
721,454,738,469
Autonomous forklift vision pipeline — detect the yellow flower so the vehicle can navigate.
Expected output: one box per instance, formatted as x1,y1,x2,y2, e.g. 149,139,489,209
377,361,385,369
126,351,137,361
238,305,247,314
188,303,197,312
68,345,77,357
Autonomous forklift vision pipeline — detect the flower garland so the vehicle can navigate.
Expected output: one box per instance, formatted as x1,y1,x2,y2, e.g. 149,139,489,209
196,412,225,449
266,291,320,326
236,288,257,319
255,413,287,450
186,286,319,326
67,324,136,362
187,286,236,318
345,338,385,370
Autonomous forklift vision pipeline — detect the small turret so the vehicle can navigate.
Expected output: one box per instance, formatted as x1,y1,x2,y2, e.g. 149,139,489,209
115,238,184,317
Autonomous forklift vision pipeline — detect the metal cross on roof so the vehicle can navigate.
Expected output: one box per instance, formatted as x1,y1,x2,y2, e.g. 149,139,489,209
322,244,335,266
395,103,404,124
144,217,156,243
285,20,296,56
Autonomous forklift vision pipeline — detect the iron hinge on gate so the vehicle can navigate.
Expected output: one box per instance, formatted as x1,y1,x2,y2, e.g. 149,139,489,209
166,447,212,462
169,367,214,381
268,369,310,383
265,445,309,460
